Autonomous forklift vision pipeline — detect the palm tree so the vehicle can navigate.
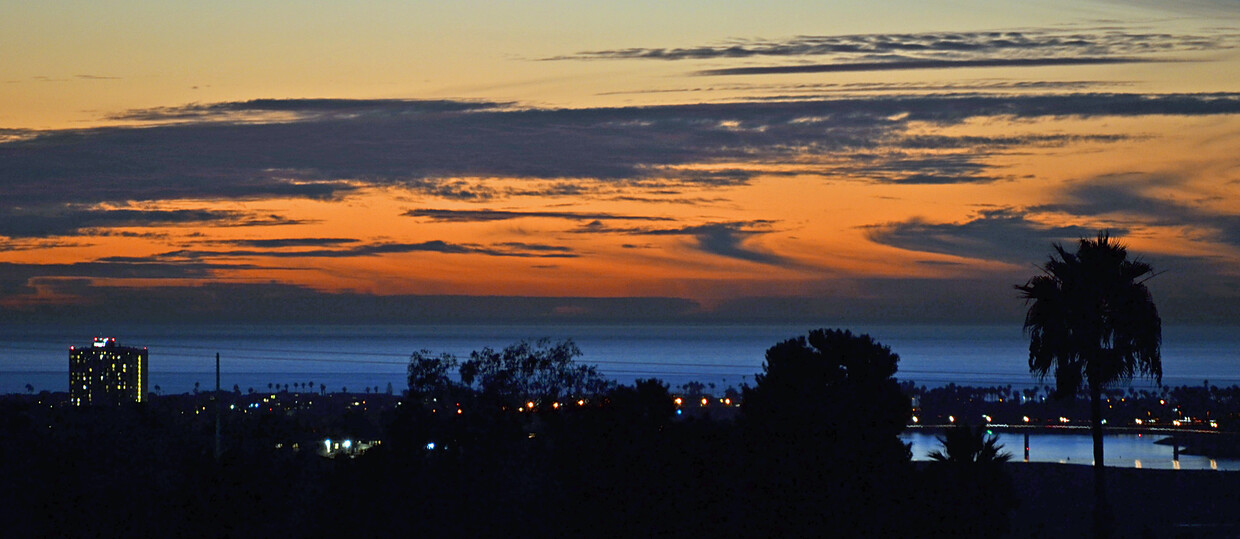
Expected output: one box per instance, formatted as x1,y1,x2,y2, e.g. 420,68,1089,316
928,423,1012,465
1017,231,1161,538
927,423,1018,537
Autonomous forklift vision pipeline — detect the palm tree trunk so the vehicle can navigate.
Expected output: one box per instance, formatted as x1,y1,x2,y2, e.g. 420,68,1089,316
1090,383,1111,538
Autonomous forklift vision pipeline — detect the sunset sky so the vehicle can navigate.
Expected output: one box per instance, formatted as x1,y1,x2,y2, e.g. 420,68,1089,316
2,0,1239,324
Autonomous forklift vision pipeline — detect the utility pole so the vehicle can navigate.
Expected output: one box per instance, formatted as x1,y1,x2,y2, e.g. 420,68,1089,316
215,352,222,462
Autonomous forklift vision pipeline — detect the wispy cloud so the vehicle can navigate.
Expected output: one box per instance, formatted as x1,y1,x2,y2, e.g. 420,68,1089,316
574,219,787,265
0,260,263,297
108,98,505,124
204,238,359,248
1033,173,1240,247
696,57,1155,76
128,240,579,260
595,79,1126,97
0,207,303,238
404,208,672,223
864,208,1101,263
549,29,1231,62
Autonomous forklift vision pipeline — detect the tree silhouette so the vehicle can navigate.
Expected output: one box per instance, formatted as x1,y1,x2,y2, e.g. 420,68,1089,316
407,350,460,404
927,423,1011,465
743,329,910,447
1017,231,1161,539
457,339,611,408
680,381,705,396
741,329,913,535
25,383,33,394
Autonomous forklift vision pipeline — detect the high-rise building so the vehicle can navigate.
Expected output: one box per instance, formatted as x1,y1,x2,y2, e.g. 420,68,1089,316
69,337,148,406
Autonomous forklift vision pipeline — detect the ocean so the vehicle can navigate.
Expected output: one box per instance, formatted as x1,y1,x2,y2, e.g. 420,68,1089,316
2,324,1238,395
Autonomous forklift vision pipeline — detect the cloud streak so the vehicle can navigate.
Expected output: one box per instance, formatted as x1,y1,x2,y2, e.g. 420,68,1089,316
403,208,673,223
696,57,1155,76
1033,174,1240,248
864,208,1101,263
575,219,787,265
131,240,579,260
0,207,303,238
550,29,1232,62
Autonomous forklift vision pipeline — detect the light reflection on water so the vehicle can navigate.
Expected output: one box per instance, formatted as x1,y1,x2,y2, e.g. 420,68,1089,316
902,431,1240,471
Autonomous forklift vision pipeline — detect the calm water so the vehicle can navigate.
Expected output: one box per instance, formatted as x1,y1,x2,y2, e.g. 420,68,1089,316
903,431,1240,471
2,323,1238,395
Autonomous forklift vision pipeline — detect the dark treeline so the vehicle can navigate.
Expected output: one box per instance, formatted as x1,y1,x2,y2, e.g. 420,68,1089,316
8,329,1236,537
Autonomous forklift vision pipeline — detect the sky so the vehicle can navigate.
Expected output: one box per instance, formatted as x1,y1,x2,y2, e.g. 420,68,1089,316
2,0,1240,324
